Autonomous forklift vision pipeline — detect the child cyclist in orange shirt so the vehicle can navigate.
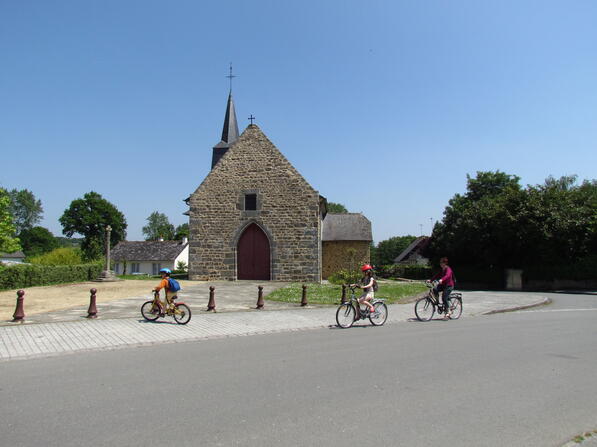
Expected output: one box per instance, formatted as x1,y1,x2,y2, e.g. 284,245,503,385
153,268,178,315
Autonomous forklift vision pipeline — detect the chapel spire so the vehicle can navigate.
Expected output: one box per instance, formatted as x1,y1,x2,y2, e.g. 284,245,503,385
211,65,240,169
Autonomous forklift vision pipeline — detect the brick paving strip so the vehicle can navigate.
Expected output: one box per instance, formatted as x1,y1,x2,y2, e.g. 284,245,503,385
0,291,549,362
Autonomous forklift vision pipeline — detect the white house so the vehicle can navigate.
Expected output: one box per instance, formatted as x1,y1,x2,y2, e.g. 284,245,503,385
111,239,189,275
0,251,26,264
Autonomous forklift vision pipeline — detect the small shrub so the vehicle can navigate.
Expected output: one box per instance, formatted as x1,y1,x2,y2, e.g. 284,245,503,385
28,247,84,265
328,269,361,285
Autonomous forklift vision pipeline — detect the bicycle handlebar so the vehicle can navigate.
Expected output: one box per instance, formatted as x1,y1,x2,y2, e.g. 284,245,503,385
425,280,440,288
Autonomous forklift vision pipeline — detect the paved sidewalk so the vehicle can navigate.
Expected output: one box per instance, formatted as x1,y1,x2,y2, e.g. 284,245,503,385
0,290,549,362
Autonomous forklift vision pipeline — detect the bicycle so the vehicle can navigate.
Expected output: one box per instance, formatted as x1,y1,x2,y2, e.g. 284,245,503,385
336,285,388,328
141,290,192,325
414,280,462,322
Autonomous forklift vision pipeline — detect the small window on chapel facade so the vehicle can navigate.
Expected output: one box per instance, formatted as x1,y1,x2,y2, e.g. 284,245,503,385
245,193,257,211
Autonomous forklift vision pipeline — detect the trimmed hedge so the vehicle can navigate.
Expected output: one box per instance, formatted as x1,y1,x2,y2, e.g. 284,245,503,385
523,256,597,281
376,264,432,280
0,263,103,290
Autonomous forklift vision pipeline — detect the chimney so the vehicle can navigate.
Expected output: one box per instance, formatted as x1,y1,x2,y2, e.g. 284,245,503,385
182,237,188,245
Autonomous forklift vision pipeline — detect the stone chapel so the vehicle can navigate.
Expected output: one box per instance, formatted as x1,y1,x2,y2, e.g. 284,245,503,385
186,91,372,282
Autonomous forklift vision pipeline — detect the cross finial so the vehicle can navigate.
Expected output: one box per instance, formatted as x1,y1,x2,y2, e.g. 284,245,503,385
226,63,236,92
248,114,255,125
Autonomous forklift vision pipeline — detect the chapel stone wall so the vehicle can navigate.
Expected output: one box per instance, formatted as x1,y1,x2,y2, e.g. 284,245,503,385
188,125,321,282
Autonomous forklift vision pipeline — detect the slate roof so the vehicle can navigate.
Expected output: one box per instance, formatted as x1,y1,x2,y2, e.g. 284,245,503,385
393,236,431,263
111,241,188,261
321,213,372,242
0,251,26,259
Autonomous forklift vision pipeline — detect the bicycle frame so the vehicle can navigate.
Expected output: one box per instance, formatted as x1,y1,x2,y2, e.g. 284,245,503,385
346,286,377,319
152,290,187,315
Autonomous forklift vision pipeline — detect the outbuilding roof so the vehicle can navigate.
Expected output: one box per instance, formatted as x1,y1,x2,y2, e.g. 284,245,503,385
321,213,372,242
111,241,188,261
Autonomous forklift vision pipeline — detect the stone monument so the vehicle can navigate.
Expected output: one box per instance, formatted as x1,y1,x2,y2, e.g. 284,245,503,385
94,225,121,282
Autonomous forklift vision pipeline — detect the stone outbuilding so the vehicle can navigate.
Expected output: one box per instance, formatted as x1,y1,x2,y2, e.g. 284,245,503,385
321,213,372,279
186,91,371,282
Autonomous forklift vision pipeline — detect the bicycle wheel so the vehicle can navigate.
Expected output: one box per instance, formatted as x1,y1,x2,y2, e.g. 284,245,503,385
414,297,435,322
141,301,160,321
369,301,388,326
336,303,355,328
449,298,462,320
173,303,192,325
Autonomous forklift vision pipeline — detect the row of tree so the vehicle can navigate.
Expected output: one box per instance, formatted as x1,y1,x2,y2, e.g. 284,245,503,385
0,188,189,262
426,171,597,270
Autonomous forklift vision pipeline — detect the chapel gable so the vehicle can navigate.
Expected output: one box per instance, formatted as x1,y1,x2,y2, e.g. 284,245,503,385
188,124,323,282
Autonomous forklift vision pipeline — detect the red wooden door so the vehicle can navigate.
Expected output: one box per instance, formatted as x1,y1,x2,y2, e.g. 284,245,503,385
237,223,271,280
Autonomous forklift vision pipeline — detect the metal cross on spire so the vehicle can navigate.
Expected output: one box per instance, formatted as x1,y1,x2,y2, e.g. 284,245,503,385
226,62,236,92
248,114,255,125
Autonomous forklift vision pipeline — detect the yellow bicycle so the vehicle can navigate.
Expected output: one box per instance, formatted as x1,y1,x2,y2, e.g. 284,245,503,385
141,290,192,325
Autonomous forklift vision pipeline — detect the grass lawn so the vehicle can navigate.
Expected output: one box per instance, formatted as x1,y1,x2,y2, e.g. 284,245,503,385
266,280,427,305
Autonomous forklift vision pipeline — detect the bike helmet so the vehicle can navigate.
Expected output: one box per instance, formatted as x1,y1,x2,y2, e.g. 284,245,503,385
159,268,172,275
361,264,373,272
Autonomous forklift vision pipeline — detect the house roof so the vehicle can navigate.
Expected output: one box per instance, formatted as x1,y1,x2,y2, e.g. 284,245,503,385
0,251,26,259
321,213,372,241
111,241,188,261
393,236,430,263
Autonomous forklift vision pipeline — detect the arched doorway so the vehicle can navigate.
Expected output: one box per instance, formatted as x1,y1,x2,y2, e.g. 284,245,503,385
237,223,271,280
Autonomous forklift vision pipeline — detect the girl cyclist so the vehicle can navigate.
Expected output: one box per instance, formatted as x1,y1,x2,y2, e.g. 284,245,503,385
351,264,376,313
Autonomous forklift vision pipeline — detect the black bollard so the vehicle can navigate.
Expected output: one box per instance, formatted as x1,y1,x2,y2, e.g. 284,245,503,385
12,290,25,322
301,285,308,307
256,286,264,309
87,288,98,319
207,286,216,312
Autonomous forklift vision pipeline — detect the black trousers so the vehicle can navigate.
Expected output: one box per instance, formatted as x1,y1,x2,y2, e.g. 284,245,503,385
434,284,453,313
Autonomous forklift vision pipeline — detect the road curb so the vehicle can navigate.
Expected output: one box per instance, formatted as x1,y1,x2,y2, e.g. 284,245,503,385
481,297,552,315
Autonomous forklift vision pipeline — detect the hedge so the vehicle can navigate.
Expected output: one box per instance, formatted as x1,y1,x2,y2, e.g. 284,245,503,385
0,263,103,291
376,264,432,280
523,255,597,281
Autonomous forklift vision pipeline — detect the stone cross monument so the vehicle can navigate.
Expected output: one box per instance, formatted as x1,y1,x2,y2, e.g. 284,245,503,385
95,225,120,282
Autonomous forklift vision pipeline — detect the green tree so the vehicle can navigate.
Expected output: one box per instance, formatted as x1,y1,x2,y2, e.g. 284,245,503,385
59,192,127,260
376,235,417,265
19,226,58,257
518,176,597,264
428,171,523,267
327,202,348,213
142,212,175,240
428,171,597,269
174,223,189,240
8,188,43,234
0,188,21,253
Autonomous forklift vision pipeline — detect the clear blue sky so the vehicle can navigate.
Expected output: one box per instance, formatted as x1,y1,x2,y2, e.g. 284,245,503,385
2,0,596,243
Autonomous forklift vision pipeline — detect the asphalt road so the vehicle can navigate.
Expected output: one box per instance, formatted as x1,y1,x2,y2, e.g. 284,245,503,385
0,292,595,447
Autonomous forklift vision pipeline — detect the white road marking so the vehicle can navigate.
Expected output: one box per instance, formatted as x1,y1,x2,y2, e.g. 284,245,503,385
521,308,597,313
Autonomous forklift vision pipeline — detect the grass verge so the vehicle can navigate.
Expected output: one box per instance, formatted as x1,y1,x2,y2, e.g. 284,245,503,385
266,280,427,305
